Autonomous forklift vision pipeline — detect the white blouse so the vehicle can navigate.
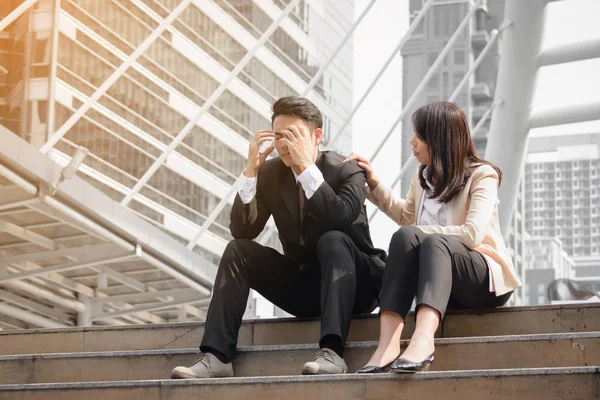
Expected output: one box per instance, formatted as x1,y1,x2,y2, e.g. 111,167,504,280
416,169,493,291
417,168,452,226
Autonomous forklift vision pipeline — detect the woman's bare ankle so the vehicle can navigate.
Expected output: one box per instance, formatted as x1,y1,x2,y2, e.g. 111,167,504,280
366,345,400,367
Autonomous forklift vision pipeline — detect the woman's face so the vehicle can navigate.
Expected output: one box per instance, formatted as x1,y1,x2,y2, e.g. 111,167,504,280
409,132,431,165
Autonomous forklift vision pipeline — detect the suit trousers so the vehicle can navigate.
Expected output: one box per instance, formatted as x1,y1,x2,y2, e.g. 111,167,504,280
380,226,512,320
200,231,382,362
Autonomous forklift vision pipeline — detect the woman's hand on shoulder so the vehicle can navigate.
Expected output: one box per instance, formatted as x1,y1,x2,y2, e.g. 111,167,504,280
344,152,380,191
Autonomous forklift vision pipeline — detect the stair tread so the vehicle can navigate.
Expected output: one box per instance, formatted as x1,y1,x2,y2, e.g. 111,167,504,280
0,331,597,360
0,366,597,391
0,303,597,337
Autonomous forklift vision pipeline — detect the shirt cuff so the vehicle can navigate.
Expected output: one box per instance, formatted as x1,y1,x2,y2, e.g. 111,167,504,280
297,164,324,200
238,173,257,204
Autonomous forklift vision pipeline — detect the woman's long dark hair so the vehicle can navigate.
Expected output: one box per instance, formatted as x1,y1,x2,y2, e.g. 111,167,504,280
412,101,502,203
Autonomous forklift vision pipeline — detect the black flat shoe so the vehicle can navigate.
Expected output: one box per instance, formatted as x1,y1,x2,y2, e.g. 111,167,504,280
390,353,434,373
355,359,394,374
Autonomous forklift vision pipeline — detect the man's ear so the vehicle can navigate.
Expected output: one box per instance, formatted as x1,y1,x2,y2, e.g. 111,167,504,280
313,128,323,146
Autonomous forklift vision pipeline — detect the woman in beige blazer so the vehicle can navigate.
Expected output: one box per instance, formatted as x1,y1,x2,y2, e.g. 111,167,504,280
348,102,522,374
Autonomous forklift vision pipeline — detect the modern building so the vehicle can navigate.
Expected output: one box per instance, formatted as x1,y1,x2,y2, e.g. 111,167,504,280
1,0,354,268
523,236,574,305
524,133,600,260
400,0,504,195
0,0,355,326
517,132,600,304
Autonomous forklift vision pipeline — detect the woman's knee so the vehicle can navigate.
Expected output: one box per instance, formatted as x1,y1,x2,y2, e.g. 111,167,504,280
389,226,423,250
419,234,452,262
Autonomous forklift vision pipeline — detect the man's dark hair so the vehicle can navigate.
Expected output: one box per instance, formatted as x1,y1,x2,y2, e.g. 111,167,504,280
271,96,323,129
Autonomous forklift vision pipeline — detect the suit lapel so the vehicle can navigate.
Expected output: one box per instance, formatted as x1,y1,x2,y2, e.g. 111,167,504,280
279,153,325,231
279,166,300,228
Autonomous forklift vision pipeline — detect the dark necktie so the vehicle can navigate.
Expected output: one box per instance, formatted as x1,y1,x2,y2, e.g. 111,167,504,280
298,181,305,245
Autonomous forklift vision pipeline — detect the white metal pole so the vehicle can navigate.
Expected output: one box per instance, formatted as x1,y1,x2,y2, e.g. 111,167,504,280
529,101,600,129
45,0,62,146
0,302,66,329
120,0,301,207
186,0,379,250
326,0,435,150
538,37,600,66
302,0,378,97
368,0,482,163
485,0,547,235
0,0,38,32
40,0,194,153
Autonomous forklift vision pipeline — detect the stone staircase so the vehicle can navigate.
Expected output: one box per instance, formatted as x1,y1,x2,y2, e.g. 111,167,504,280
0,303,598,399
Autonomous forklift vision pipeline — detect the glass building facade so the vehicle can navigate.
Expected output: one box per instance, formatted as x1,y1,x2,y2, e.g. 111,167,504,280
400,0,504,195
0,0,355,269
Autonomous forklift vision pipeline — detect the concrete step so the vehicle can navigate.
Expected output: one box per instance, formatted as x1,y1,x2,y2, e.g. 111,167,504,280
0,303,598,355
0,367,597,400
0,332,597,384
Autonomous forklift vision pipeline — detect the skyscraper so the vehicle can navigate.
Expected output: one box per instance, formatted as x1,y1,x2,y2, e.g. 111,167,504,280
523,132,600,286
0,0,355,269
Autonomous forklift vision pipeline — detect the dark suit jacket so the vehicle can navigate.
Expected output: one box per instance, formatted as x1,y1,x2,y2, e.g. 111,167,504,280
230,151,386,267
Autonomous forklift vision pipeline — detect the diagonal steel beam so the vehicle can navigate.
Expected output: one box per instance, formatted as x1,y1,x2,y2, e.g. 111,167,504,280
93,266,146,292
486,0,548,235
120,0,301,208
529,100,600,129
0,252,136,284
90,295,210,321
0,0,38,33
91,287,199,306
367,0,482,163
0,302,66,329
40,0,194,153
326,0,435,149
539,36,600,66
302,0,378,98
187,0,380,250
0,184,39,211
0,288,72,321
0,220,58,250
0,243,121,268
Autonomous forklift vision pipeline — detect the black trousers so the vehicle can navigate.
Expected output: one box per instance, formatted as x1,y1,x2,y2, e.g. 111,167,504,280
380,226,512,320
200,231,382,362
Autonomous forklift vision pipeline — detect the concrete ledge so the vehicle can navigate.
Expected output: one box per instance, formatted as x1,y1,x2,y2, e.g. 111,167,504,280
0,332,597,383
0,304,598,355
0,367,597,400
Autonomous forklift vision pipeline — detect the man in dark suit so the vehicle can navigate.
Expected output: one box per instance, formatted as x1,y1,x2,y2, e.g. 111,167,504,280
171,96,385,378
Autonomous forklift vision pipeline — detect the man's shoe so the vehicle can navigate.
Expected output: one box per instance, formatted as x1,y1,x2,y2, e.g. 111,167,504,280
302,348,348,375
171,353,233,379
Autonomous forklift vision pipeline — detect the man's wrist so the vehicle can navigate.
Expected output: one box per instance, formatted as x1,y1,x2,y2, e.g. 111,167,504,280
296,160,314,174
244,167,258,178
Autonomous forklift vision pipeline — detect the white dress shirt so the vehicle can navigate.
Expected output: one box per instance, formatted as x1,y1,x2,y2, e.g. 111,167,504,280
238,164,325,204
417,168,452,226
